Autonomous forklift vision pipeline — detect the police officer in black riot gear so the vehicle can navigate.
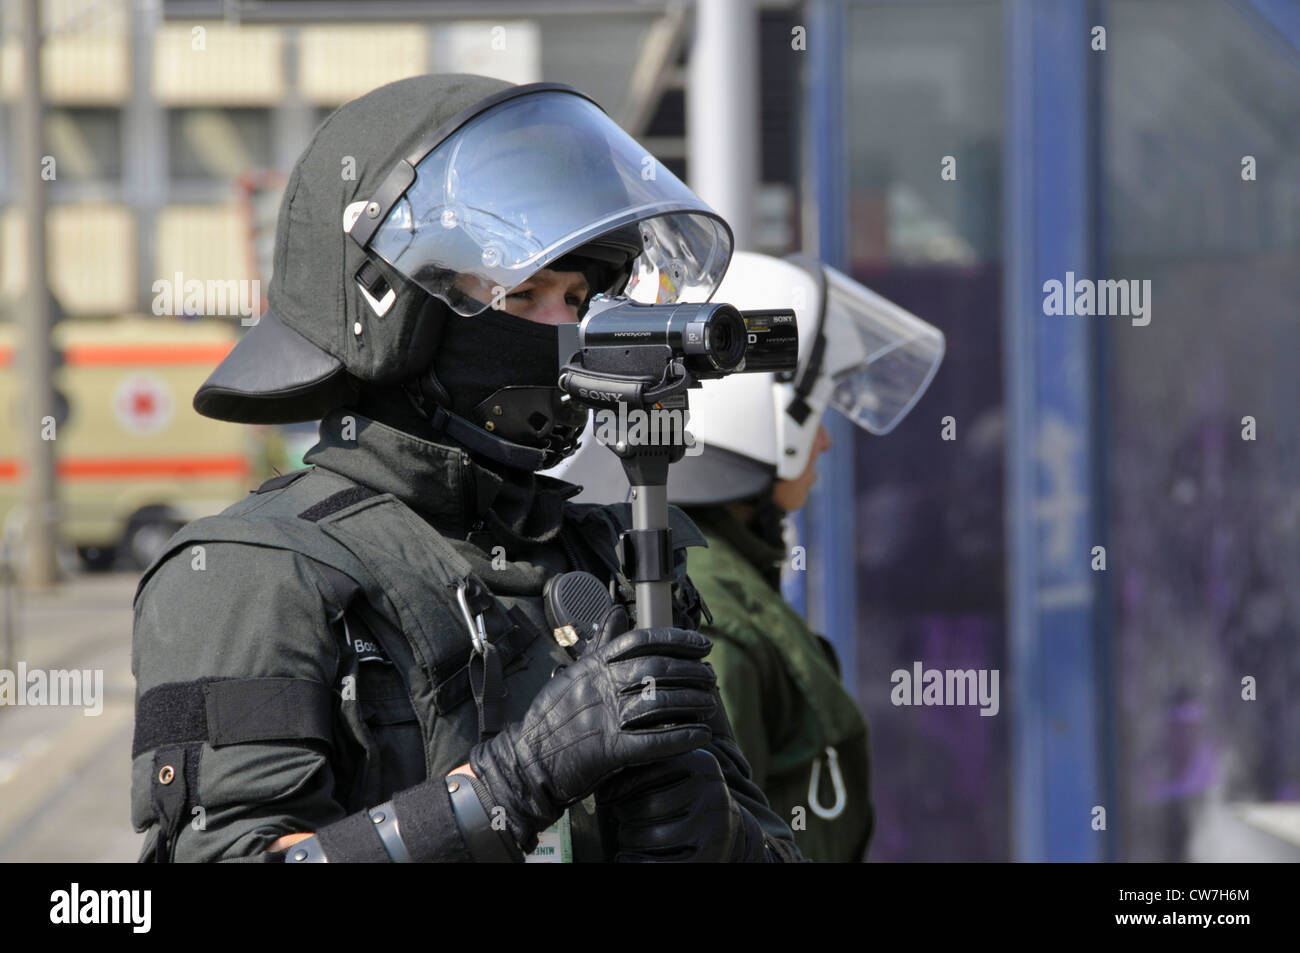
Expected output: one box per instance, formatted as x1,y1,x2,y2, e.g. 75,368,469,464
130,73,802,863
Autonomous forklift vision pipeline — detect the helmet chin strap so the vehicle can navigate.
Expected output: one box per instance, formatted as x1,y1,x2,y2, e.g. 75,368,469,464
404,376,583,473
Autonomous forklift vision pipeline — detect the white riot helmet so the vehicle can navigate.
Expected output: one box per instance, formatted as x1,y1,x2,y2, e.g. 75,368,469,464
545,250,945,504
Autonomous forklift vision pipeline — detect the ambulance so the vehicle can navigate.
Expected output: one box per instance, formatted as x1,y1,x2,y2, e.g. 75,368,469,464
0,315,274,569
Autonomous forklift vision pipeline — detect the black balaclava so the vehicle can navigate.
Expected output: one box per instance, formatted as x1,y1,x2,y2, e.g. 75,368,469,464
354,299,580,547
744,496,791,591
353,234,638,543
426,228,642,426
432,307,562,420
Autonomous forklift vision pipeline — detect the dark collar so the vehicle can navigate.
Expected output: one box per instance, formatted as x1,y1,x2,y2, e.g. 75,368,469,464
303,408,580,543
688,503,788,590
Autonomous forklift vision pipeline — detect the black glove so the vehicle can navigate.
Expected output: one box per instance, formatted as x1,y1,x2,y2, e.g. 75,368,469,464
468,625,717,852
597,748,768,862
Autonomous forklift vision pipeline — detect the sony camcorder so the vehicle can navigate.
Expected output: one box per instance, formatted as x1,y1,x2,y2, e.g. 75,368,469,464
556,297,798,412
553,297,797,628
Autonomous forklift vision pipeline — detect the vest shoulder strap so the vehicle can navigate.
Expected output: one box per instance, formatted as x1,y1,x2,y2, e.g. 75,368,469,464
135,467,528,732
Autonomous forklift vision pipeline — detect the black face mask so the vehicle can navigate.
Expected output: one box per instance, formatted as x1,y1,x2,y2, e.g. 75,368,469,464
420,306,589,466
433,308,561,416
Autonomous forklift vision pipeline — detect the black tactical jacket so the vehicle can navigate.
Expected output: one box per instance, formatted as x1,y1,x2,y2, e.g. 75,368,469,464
130,409,801,862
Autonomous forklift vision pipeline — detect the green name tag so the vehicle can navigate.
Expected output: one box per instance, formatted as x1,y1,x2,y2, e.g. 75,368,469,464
525,810,572,864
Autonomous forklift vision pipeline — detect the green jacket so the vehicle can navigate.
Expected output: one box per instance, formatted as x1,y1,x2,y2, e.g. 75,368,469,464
684,506,874,862
130,409,801,862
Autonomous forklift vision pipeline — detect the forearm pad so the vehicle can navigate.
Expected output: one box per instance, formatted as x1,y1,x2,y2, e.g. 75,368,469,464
282,774,520,863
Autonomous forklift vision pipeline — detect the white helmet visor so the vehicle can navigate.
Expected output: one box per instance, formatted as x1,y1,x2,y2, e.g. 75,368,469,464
367,89,732,316
820,265,945,435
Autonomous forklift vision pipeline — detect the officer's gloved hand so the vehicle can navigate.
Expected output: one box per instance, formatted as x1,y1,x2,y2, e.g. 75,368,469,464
597,748,768,862
468,625,717,853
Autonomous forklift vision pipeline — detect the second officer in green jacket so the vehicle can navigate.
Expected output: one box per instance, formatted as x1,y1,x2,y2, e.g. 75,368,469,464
550,250,946,861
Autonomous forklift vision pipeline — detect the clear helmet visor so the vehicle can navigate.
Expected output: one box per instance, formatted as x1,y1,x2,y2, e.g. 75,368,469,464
368,90,733,316
819,265,945,435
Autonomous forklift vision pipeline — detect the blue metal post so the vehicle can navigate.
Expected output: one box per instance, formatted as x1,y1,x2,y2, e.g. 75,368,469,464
1004,0,1105,861
798,0,857,696
1232,0,1300,63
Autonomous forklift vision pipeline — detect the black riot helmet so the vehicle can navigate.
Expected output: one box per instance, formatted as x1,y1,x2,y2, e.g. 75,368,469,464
194,73,733,471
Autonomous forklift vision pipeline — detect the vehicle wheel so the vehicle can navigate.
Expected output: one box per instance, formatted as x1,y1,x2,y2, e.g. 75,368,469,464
77,545,117,572
122,511,183,570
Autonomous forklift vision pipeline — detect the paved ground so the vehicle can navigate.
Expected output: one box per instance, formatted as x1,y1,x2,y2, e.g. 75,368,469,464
2,571,1297,864
0,572,142,862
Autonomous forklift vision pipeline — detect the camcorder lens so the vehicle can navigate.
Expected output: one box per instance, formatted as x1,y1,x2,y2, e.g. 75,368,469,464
557,299,797,399
704,309,747,371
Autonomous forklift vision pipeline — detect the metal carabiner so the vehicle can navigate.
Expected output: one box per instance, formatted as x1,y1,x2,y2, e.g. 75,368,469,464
807,745,847,821
455,580,489,655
